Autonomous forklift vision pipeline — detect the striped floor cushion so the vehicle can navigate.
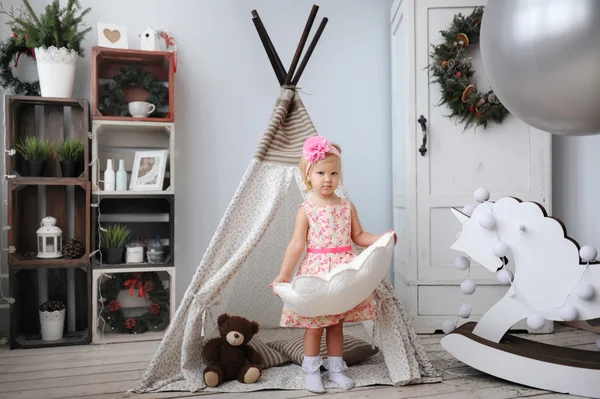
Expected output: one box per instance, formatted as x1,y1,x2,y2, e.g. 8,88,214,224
266,334,378,366
248,337,291,369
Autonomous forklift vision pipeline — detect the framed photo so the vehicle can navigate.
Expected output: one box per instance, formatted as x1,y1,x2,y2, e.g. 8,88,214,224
97,22,128,49
130,150,168,191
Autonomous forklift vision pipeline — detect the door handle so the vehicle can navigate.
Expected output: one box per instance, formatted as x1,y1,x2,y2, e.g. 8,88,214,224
418,115,427,156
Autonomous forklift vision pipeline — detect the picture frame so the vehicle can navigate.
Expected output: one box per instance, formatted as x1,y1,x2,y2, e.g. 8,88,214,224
130,150,168,191
97,22,129,49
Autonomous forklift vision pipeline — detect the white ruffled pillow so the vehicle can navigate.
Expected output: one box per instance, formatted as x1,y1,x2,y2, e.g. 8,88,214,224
273,231,395,317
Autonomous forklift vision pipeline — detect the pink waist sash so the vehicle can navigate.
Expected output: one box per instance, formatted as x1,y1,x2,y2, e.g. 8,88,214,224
306,246,352,254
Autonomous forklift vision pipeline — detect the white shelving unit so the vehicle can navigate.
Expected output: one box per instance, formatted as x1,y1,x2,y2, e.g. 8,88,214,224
91,266,176,344
91,120,175,194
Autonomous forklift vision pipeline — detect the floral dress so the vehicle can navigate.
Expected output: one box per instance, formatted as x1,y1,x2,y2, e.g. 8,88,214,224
280,198,375,328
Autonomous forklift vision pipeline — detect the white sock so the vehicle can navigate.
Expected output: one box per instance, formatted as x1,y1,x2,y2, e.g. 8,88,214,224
325,356,354,390
302,355,325,393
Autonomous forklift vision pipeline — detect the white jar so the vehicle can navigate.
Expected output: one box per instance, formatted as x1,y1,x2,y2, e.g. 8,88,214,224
125,246,144,263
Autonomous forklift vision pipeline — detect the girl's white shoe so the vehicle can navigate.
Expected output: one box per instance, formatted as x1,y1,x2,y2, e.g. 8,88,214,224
302,355,326,393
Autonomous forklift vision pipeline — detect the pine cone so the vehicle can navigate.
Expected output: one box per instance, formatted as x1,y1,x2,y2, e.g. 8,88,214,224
63,238,84,259
39,300,65,312
23,251,37,260
144,280,156,293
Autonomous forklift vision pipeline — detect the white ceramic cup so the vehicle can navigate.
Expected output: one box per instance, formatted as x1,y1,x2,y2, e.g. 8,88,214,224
128,101,156,118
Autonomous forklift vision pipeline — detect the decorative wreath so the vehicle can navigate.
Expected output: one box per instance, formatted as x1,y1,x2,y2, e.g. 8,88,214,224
99,271,169,334
429,7,509,129
0,34,40,96
101,64,168,117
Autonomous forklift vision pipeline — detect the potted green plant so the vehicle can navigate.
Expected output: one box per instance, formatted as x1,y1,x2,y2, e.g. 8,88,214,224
0,0,92,98
56,138,84,177
100,223,131,264
15,136,53,176
39,299,65,341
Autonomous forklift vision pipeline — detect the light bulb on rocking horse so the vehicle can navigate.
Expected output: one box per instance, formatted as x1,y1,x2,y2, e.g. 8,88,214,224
441,320,456,335
579,245,598,262
459,303,472,319
479,213,495,229
575,282,595,301
492,241,509,257
455,256,470,271
526,315,546,331
497,269,513,284
461,279,476,295
463,204,475,216
474,187,490,203
559,305,579,322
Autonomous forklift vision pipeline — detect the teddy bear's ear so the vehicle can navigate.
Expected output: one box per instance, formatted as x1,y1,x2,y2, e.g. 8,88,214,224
251,321,260,335
217,313,230,327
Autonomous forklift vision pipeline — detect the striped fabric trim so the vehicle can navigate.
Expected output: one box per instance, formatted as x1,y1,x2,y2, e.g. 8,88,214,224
254,88,317,165
248,337,291,369
266,334,379,366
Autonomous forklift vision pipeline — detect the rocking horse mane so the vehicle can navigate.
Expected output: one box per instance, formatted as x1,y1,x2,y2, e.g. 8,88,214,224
456,196,600,266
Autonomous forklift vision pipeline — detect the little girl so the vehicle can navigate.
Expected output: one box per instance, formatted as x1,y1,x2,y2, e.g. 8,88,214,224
270,136,397,393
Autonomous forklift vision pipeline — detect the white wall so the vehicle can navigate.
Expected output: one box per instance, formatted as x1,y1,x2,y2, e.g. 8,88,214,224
4,0,593,320
0,0,395,306
552,135,600,250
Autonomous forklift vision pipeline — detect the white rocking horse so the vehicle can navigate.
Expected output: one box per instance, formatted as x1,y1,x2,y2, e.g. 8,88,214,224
442,192,600,398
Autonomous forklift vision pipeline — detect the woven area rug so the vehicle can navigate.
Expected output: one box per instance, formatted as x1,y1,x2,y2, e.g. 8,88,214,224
151,323,440,393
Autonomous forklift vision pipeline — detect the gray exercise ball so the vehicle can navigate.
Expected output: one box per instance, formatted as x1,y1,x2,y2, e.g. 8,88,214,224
480,0,600,136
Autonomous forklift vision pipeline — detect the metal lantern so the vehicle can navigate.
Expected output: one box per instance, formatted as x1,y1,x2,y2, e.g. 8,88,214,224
36,217,63,259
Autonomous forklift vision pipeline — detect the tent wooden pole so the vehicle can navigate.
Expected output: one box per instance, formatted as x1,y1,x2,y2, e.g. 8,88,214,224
252,10,287,84
292,17,328,85
284,4,319,86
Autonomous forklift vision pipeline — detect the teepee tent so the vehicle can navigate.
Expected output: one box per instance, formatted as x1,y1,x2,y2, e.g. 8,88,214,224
132,6,441,394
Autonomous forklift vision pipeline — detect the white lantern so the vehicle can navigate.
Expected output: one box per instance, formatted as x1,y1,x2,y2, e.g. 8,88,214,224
36,217,63,259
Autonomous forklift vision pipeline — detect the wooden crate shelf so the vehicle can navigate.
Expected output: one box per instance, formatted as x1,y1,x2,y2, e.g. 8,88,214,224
7,181,91,266
91,195,174,269
92,46,175,122
93,190,174,197
4,96,90,179
91,266,175,344
10,177,89,187
91,120,174,193
9,265,91,349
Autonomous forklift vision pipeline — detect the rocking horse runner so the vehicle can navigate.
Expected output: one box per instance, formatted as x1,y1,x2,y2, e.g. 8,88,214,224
443,193,600,398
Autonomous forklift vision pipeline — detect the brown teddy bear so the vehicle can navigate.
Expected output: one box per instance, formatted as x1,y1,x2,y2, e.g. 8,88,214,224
202,313,264,387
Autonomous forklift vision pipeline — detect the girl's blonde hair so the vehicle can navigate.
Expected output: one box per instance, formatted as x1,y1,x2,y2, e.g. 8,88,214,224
299,142,342,192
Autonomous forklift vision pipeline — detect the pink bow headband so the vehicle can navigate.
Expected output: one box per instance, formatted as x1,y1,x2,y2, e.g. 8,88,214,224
302,136,340,175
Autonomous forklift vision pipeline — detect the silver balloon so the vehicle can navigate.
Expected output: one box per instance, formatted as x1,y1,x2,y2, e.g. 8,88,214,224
480,0,600,136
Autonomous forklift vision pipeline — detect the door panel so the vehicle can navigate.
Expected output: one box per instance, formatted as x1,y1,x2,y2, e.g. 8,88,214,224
415,0,551,282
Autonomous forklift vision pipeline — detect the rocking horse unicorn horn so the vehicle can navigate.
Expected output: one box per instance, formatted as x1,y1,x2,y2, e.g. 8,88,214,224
441,190,600,398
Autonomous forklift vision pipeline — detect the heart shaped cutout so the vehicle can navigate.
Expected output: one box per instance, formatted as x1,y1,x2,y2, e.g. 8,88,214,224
103,29,121,43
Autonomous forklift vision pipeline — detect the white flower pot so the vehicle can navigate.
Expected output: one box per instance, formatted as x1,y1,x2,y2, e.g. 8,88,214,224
117,289,151,317
39,309,65,341
35,46,78,98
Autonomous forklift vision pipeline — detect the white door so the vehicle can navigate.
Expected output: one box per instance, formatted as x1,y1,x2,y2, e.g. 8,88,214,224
414,0,552,283
390,0,416,298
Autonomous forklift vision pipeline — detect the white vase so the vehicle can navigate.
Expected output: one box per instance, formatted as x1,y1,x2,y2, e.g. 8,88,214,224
39,309,65,341
104,159,115,191
116,159,127,191
35,46,78,98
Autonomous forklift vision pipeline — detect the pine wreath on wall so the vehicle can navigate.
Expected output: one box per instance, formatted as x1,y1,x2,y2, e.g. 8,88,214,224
429,7,509,130
0,35,40,96
99,271,169,334
101,64,168,117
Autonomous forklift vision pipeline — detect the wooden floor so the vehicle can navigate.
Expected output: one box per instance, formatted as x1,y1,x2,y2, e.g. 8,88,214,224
0,323,597,399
